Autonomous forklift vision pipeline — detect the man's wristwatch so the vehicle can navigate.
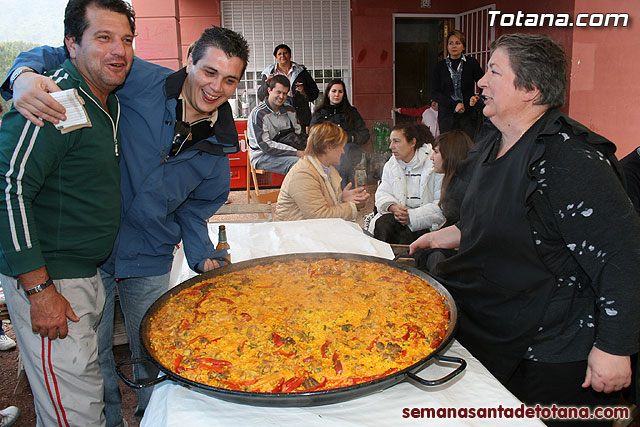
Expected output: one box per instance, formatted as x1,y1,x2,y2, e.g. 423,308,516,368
9,66,35,91
24,278,54,297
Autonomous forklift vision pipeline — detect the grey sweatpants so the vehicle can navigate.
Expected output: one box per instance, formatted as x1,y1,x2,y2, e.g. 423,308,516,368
1,273,106,427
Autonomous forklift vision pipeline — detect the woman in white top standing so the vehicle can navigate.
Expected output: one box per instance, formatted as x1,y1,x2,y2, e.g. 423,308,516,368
368,123,444,244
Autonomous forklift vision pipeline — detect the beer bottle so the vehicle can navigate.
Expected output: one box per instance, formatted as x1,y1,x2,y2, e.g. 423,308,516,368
216,225,231,262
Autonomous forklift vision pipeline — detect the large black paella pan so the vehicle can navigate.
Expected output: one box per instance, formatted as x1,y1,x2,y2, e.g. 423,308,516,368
117,253,465,406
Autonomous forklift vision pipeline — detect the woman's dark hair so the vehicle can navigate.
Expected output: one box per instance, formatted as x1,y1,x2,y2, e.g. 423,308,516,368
432,130,474,201
273,44,291,57
64,0,135,57
313,79,355,122
490,33,567,109
391,122,434,151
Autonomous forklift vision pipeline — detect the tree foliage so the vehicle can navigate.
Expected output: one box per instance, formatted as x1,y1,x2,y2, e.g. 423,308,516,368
0,41,39,119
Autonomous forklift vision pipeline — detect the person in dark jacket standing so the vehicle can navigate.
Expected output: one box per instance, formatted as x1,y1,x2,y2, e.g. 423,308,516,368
310,79,370,188
431,30,483,139
257,44,319,129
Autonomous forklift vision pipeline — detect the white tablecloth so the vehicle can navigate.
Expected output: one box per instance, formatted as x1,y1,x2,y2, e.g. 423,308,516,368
145,219,543,426
142,341,542,427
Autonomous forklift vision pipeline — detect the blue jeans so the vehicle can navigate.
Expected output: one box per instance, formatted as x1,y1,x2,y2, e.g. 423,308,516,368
98,269,170,426
252,152,300,175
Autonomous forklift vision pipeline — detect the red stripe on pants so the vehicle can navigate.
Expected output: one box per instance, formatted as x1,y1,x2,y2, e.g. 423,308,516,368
47,338,70,427
42,337,64,427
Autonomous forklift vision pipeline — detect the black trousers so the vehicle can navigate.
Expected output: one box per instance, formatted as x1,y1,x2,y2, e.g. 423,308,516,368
373,213,429,245
506,359,620,426
438,109,478,139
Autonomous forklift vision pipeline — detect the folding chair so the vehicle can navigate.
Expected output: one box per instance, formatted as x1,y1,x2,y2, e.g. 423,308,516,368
245,130,270,203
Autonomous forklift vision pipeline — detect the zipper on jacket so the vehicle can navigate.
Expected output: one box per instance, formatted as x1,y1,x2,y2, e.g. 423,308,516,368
78,86,120,157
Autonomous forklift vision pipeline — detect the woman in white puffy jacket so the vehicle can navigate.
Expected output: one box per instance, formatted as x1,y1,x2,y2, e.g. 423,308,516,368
368,123,444,244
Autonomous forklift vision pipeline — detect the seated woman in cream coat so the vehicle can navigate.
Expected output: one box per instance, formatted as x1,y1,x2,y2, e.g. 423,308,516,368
368,123,444,244
275,123,370,221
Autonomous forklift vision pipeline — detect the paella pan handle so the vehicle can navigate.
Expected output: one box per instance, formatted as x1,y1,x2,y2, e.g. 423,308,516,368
115,358,169,389
391,245,414,267
390,244,411,262
407,355,466,386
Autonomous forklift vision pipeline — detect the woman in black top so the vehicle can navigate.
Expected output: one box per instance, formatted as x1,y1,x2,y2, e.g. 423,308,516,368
413,130,474,272
310,79,370,188
431,30,483,139
411,34,640,419
431,130,474,228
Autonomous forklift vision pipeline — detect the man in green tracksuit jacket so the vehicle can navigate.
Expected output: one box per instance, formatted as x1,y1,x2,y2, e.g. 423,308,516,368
0,1,134,425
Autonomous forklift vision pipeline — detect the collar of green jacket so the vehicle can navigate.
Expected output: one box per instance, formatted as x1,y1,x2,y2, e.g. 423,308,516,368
50,59,120,117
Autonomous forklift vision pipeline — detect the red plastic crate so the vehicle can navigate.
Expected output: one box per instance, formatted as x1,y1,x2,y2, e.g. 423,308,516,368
230,165,248,190
230,119,285,189
228,150,246,167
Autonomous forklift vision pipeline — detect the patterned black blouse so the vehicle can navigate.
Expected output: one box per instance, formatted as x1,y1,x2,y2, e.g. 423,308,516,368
435,109,640,381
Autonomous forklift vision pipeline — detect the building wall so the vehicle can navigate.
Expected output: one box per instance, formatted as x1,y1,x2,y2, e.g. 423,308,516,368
131,0,221,69
131,0,181,69
568,0,639,157
176,0,221,64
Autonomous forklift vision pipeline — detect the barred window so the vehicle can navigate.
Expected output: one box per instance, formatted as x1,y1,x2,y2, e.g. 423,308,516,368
221,0,352,114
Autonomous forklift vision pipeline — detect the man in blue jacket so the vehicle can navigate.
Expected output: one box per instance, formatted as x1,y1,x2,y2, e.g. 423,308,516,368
3,26,249,426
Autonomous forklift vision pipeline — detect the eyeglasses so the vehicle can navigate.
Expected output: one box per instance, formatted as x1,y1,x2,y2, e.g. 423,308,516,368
167,121,192,159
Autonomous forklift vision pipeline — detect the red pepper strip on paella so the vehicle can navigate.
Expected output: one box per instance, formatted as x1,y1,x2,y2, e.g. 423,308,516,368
321,340,331,358
271,378,285,393
304,377,327,391
332,352,343,375
197,363,225,373
283,375,307,392
272,332,286,347
174,354,184,373
195,358,232,367
223,378,260,391
347,368,398,385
